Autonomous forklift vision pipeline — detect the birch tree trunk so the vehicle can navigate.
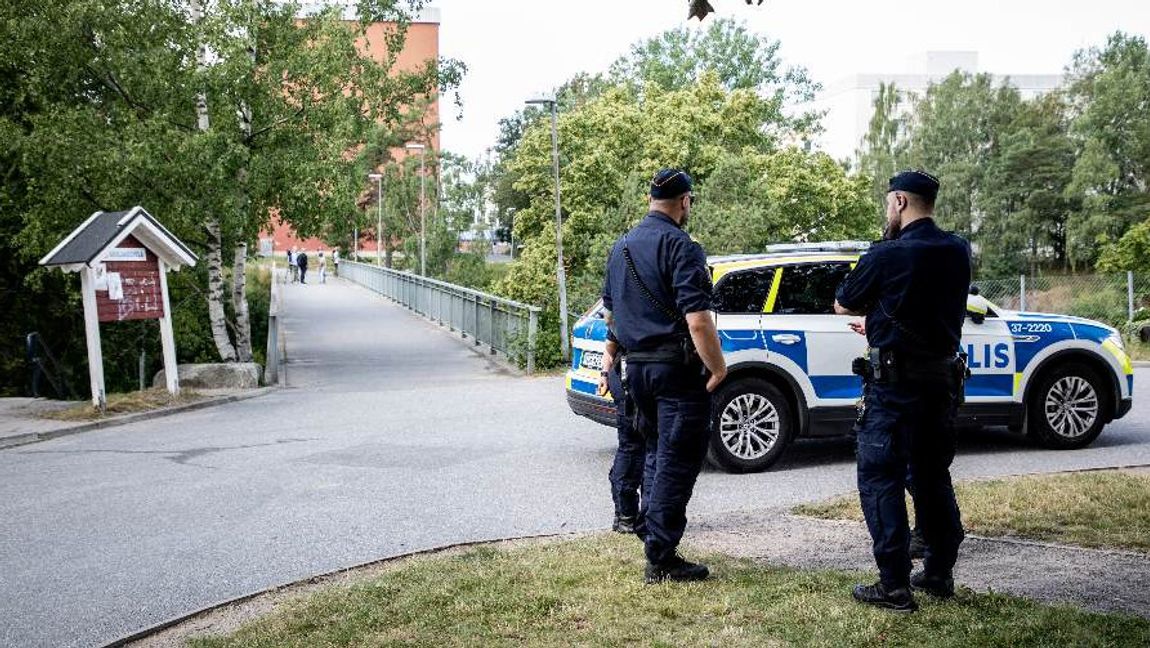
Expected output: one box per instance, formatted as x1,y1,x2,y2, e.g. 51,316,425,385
206,219,238,361
232,242,253,361
192,0,238,362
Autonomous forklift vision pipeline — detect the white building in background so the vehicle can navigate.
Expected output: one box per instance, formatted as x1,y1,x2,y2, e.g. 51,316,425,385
811,51,1065,163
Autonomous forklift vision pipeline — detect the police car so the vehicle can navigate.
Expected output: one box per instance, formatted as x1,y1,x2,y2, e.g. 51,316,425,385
566,242,1135,473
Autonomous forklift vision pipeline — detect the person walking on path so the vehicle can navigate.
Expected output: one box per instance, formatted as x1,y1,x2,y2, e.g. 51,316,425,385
287,248,297,283
333,248,340,277
297,249,310,284
318,250,328,284
834,169,971,613
601,168,727,584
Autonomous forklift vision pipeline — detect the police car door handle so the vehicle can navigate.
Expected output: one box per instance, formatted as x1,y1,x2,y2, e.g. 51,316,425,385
771,334,801,345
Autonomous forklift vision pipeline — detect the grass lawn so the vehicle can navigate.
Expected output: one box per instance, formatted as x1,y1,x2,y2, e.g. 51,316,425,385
39,387,204,421
794,469,1150,552
187,535,1149,648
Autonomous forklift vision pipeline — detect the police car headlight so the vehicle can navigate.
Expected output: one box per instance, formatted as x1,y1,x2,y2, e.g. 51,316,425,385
1106,333,1126,351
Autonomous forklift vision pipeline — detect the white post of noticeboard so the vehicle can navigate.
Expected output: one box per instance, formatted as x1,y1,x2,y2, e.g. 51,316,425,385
158,259,180,396
79,266,107,410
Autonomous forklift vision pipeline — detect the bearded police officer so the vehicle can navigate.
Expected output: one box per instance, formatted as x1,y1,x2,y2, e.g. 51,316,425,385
602,168,727,583
834,170,971,612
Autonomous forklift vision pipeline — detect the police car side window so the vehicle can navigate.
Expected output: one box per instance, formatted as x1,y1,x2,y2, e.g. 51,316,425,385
773,263,853,315
713,268,776,313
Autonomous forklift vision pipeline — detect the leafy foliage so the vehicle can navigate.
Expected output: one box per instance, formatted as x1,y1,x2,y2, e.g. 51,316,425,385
484,24,875,366
0,0,463,395
857,32,1150,276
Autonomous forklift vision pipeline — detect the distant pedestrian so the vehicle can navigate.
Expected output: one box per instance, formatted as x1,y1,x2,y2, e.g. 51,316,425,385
318,250,328,284
333,248,340,276
297,249,309,284
286,248,297,283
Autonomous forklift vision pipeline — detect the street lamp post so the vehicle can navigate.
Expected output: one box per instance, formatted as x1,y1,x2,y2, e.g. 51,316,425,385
368,172,382,267
405,142,428,276
525,96,569,361
506,207,517,261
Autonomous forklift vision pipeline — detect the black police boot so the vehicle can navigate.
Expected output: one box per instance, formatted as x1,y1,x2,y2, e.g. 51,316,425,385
644,554,710,584
851,582,918,613
612,514,636,534
910,570,955,599
909,527,926,560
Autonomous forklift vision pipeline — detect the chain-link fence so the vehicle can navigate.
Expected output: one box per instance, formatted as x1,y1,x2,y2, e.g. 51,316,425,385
976,272,1150,326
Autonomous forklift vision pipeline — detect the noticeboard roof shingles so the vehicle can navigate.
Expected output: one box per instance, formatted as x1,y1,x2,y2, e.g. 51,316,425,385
39,207,197,268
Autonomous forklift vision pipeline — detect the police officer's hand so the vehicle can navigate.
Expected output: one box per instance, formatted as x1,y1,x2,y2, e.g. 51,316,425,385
706,366,727,393
597,372,609,397
849,319,866,336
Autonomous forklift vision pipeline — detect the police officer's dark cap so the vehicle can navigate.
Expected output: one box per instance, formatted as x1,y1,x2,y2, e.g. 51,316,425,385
650,168,693,199
888,169,940,202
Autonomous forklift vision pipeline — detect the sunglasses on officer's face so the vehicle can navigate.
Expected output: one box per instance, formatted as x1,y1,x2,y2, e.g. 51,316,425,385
682,194,697,206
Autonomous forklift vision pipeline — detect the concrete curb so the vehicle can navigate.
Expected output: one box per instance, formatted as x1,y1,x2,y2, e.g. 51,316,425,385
101,529,598,648
0,387,278,451
1134,361,1150,368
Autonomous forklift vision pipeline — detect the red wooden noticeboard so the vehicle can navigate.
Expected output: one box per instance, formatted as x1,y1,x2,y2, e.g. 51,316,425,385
95,235,165,322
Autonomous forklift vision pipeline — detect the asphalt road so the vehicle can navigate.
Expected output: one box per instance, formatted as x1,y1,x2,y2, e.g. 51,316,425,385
2,277,1148,647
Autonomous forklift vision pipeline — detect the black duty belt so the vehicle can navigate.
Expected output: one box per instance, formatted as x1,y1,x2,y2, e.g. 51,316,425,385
853,348,966,386
623,338,697,365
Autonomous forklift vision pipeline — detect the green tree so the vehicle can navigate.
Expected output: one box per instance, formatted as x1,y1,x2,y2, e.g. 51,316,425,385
1,0,462,393
975,93,1078,275
494,74,873,365
1066,32,1150,269
855,82,908,203
608,18,820,136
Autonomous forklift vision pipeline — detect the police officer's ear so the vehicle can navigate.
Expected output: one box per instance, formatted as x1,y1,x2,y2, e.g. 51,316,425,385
894,193,907,213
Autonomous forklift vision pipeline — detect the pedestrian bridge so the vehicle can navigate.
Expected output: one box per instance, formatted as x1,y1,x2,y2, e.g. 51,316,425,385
335,261,542,373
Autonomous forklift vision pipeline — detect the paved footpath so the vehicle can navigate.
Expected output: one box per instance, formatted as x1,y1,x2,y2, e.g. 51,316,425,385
3,277,1150,647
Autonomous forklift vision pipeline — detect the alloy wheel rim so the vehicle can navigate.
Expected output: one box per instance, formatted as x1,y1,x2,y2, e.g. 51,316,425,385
1044,376,1099,439
720,393,780,460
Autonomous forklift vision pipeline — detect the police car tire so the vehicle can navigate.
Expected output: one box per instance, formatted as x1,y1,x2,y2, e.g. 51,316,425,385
1027,362,1109,450
708,378,794,473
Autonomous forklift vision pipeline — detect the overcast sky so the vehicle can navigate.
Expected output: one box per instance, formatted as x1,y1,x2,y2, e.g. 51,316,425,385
433,0,1150,160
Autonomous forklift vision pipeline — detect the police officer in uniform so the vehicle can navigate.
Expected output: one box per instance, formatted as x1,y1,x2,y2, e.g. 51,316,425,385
598,332,643,534
834,170,970,611
602,168,727,583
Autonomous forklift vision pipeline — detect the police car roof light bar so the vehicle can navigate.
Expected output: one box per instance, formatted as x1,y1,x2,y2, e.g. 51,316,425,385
763,241,872,254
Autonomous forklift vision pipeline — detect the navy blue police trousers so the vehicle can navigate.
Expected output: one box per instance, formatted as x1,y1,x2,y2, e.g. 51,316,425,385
626,361,710,565
857,381,965,588
607,367,644,519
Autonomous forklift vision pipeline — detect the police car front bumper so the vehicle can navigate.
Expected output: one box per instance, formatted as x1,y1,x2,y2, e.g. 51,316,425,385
566,389,616,427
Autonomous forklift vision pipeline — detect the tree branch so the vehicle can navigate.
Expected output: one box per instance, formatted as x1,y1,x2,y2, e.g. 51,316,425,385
246,106,306,143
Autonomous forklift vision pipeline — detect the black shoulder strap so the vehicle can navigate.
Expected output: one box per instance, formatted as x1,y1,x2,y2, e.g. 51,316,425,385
622,234,685,324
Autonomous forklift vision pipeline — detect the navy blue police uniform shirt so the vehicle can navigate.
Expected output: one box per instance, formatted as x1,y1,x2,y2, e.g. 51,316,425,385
602,211,713,352
835,218,972,358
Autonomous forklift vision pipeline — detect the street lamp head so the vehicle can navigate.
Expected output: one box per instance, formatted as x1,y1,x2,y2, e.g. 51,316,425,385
525,95,556,106
404,142,426,151
367,173,382,180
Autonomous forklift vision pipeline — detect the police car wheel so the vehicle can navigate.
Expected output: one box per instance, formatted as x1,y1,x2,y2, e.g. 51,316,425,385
1028,362,1109,450
708,378,793,473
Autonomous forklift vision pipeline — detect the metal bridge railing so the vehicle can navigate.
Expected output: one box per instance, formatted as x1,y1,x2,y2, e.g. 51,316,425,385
338,261,541,373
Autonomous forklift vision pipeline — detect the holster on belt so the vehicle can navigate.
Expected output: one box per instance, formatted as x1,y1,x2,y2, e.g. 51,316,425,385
851,349,969,405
